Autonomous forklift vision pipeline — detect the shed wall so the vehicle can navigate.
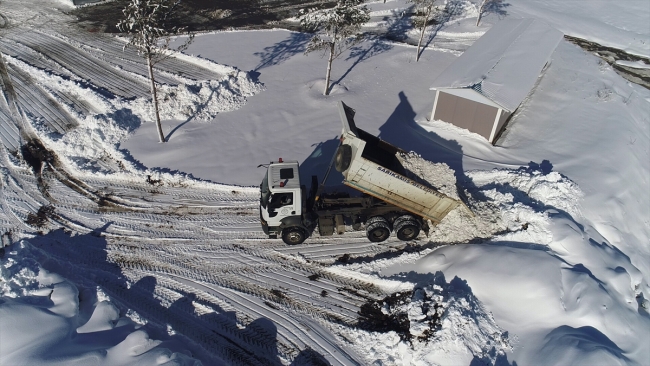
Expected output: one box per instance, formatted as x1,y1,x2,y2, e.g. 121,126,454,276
433,91,498,140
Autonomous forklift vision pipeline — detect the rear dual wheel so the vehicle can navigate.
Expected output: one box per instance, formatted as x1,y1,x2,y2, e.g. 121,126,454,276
393,215,421,241
366,216,391,242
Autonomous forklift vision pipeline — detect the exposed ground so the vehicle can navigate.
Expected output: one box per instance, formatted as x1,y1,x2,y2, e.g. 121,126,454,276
69,0,330,33
1,0,648,365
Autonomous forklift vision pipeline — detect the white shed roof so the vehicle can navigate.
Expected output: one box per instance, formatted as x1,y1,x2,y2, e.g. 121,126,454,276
430,18,563,112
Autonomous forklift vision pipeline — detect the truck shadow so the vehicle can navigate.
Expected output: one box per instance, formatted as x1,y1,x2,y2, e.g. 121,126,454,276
377,91,488,202
299,138,357,195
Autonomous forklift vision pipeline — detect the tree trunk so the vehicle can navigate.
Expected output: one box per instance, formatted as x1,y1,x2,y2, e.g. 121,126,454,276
416,6,432,62
416,23,426,62
147,54,165,143
476,1,485,26
324,42,335,96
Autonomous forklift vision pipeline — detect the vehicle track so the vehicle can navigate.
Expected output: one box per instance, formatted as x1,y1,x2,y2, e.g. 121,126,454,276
0,6,414,364
6,62,77,134
8,29,152,99
55,28,226,82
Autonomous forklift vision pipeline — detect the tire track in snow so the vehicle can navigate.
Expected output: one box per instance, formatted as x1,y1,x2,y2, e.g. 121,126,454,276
6,63,77,134
7,30,152,99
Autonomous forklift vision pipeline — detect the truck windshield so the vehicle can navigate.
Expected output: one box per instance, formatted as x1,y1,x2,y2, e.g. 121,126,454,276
260,174,270,208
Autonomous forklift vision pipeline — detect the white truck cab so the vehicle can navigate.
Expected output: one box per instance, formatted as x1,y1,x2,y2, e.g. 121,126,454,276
259,159,306,243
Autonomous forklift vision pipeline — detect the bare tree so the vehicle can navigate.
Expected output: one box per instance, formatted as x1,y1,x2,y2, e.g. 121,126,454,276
476,0,509,26
409,0,438,62
300,0,370,95
117,0,194,143
476,0,487,26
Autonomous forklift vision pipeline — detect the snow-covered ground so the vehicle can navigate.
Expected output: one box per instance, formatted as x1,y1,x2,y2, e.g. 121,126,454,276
1,0,648,365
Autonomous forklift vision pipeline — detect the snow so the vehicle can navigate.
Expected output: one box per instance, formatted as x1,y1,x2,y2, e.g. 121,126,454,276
1,0,649,365
429,18,563,112
616,59,650,69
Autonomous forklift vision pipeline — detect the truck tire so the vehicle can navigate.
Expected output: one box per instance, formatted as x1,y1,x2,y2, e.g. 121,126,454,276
395,219,420,241
366,216,391,242
334,145,352,172
282,227,306,245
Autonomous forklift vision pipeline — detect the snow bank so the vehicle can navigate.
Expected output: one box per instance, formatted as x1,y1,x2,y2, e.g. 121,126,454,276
6,53,262,189
344,271,510,366
0,241,201,366
397,151,582,246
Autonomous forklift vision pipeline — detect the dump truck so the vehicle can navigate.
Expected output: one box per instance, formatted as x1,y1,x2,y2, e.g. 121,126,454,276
259,101,462,245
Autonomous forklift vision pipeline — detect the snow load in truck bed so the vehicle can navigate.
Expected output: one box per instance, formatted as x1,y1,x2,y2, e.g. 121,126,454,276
335,101,465,224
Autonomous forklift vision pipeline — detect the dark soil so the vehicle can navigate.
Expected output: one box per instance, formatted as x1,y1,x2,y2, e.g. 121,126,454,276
565,35,650,90
69,0,330,33
357,291,412,341
22,138,124,209
21,139,52,174
25,205,55,228
357,289,444,343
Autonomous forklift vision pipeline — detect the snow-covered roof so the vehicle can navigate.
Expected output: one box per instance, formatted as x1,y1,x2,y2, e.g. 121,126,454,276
430,18,563,112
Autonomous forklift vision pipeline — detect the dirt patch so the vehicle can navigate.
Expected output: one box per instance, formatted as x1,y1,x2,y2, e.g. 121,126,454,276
70,0,326,33
357,290,444,343
22,138,126,210
21,139,52,174
25,205,55,228
565,35,650,90
357,291,412,341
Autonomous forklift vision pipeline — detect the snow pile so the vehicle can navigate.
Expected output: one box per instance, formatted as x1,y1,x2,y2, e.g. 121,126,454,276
6,54,263,179
422,166,582,245
347,272,510,366
0,241,201,366
135,71,263,122
399,151,459,199
1,249,40,298
395,153,582,245
428,199,506,244
31,110,141,172
468,167,584,218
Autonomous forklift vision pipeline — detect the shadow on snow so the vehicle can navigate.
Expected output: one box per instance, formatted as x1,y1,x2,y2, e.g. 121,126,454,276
22,225,330,365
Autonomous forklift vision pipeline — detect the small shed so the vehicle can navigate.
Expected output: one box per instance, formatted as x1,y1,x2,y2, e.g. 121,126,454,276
429,18,563,144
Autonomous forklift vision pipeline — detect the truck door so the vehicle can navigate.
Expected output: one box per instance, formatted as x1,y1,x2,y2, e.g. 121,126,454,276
268,192,295,218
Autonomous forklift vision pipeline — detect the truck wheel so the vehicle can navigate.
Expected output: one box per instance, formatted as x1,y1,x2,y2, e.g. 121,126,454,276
366,216,391,242
334,145,352,172
282,227,306,245
395,219,420,241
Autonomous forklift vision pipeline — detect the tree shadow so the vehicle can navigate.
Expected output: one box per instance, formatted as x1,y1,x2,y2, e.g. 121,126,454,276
480,0,511,20
164,87,219,142
332,35,393,88
422,0,468,51
254,32,311,72
383,8,413,43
